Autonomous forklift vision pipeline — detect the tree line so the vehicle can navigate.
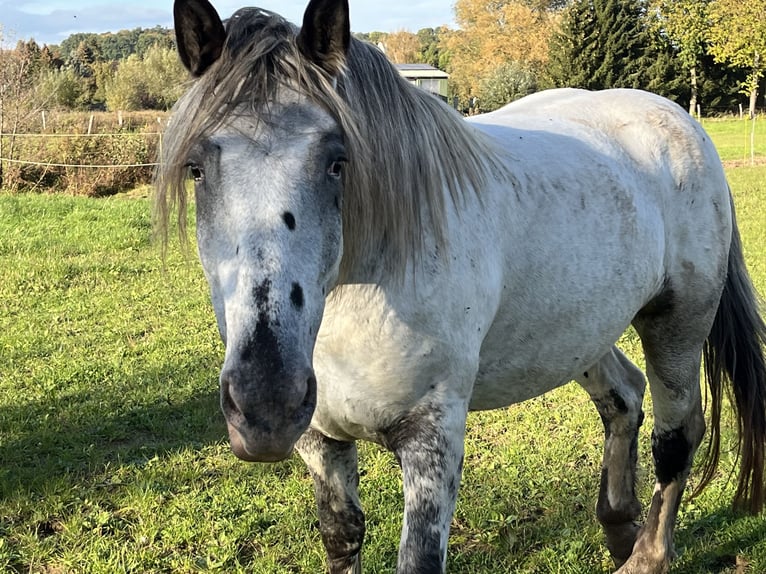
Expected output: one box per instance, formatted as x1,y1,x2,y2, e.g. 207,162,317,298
0,0,764,122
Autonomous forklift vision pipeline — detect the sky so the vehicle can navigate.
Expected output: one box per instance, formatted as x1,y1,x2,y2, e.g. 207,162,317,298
0,0,457,46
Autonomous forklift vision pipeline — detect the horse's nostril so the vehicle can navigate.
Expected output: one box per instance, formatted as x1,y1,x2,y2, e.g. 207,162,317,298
220,375,243,417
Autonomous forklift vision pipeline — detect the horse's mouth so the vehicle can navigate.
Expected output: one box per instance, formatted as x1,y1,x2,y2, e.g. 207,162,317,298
226,423,296,462
223,377,317,463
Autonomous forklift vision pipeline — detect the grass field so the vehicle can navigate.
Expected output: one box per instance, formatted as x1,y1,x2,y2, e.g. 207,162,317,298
0,123,765,573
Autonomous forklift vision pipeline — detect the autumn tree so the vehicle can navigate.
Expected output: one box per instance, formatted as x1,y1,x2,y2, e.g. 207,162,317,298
443,0,560,106
650,0,710,114
381,30,421,64
707,0,766,118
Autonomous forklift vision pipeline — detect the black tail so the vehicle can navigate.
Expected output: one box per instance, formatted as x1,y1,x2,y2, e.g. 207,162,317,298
698,199,766,514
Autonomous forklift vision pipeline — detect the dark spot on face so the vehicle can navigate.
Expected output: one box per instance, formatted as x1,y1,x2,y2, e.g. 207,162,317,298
240,279,283,372
283,211,296,230
290,282,304,310
334,195,340,211
583,371,589,378
253,278,271,308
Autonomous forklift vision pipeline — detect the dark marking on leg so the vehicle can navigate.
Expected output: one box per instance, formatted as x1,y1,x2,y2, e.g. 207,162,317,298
290,282,304,309
637,276,675,319
609,389,629,413
383,403,466,574
282,211,296,230
652,428,691,484
597,468,641,565
577,349,647,568
297,431,365,574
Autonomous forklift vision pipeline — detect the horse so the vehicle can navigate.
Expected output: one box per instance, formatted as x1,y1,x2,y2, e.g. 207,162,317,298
157,0,766,572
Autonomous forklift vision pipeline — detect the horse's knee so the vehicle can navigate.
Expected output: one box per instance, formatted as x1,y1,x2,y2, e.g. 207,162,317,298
320,507,365,571
297,430,365,571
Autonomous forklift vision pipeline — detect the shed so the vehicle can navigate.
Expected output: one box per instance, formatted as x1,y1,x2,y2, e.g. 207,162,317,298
395,64,449,99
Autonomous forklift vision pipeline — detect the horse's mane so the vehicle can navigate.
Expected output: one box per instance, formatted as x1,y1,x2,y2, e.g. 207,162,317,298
156,7,507,280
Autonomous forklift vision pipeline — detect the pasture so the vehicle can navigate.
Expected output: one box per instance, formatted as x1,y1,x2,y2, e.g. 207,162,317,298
1,124,765,573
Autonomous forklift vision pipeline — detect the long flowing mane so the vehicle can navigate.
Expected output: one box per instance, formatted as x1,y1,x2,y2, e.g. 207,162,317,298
156,7,507,279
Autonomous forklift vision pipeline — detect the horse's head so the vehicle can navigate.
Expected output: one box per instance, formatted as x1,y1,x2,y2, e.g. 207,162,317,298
170,0,351,461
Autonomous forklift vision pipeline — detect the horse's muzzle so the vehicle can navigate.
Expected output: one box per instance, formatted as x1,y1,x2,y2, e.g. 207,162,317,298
219,367,317,462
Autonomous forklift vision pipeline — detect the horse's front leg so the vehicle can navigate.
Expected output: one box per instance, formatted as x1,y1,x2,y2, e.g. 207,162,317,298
296,429,365,574
385,400,469,573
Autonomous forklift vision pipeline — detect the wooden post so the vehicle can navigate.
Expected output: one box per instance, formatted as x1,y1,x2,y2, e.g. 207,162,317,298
87,114,94,135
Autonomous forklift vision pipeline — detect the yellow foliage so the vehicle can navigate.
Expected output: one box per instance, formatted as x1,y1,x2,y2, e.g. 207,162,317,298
382,30,422,64
443,0,558,102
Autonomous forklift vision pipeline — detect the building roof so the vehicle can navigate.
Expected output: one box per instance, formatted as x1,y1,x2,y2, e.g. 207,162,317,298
395,63,449,79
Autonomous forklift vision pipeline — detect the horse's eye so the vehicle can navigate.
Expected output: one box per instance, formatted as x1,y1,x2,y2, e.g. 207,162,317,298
188,163,205,182
327,160,345,179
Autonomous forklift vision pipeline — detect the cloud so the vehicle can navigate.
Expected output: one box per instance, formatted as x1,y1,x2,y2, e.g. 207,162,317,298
0,0,455,46
0,1,172,45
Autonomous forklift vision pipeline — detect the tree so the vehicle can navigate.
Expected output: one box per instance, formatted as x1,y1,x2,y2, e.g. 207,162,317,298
417,27,451,69
0,28,43,188
547,0,668,92
443,0,559,105
707,0,766,118
650,0,710,114
104,45,186,111
381,30,421,64
479,62,538,111
38,67,87,109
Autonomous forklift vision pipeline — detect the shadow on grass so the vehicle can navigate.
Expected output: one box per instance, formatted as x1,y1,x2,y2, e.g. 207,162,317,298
0,360,225,501
673,507,766,574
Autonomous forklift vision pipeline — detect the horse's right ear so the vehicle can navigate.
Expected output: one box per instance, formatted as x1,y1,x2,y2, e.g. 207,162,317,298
174,0,226,77
297,0,350,76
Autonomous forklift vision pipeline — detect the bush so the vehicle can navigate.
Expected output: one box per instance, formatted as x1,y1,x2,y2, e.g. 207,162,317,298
1,111,167,195
478,62,538,112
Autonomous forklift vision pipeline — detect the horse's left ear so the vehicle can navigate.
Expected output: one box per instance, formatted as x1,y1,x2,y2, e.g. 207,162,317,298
174,0,227,77
297,0,350,76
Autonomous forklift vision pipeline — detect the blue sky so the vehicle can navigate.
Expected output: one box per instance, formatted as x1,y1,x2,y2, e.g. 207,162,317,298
0,0,457,46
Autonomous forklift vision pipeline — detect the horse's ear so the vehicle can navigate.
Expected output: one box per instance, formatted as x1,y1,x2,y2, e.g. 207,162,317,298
174,0,226,77
297,0,350,76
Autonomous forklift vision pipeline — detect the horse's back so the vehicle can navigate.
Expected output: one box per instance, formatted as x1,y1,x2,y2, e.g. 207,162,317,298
471,88,731,275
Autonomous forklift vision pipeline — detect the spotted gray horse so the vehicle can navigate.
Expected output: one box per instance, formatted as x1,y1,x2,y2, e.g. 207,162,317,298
157,0,766,571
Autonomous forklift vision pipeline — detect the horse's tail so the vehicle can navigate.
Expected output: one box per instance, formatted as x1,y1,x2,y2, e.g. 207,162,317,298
697,197,766,514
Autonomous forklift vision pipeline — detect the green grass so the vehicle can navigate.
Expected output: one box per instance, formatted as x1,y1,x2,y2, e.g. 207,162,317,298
699,116,766,163
1,144,765,571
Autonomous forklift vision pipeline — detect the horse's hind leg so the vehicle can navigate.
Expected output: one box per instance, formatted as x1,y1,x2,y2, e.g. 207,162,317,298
616,310,712,574
576,347,646,566
296,430,365,574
